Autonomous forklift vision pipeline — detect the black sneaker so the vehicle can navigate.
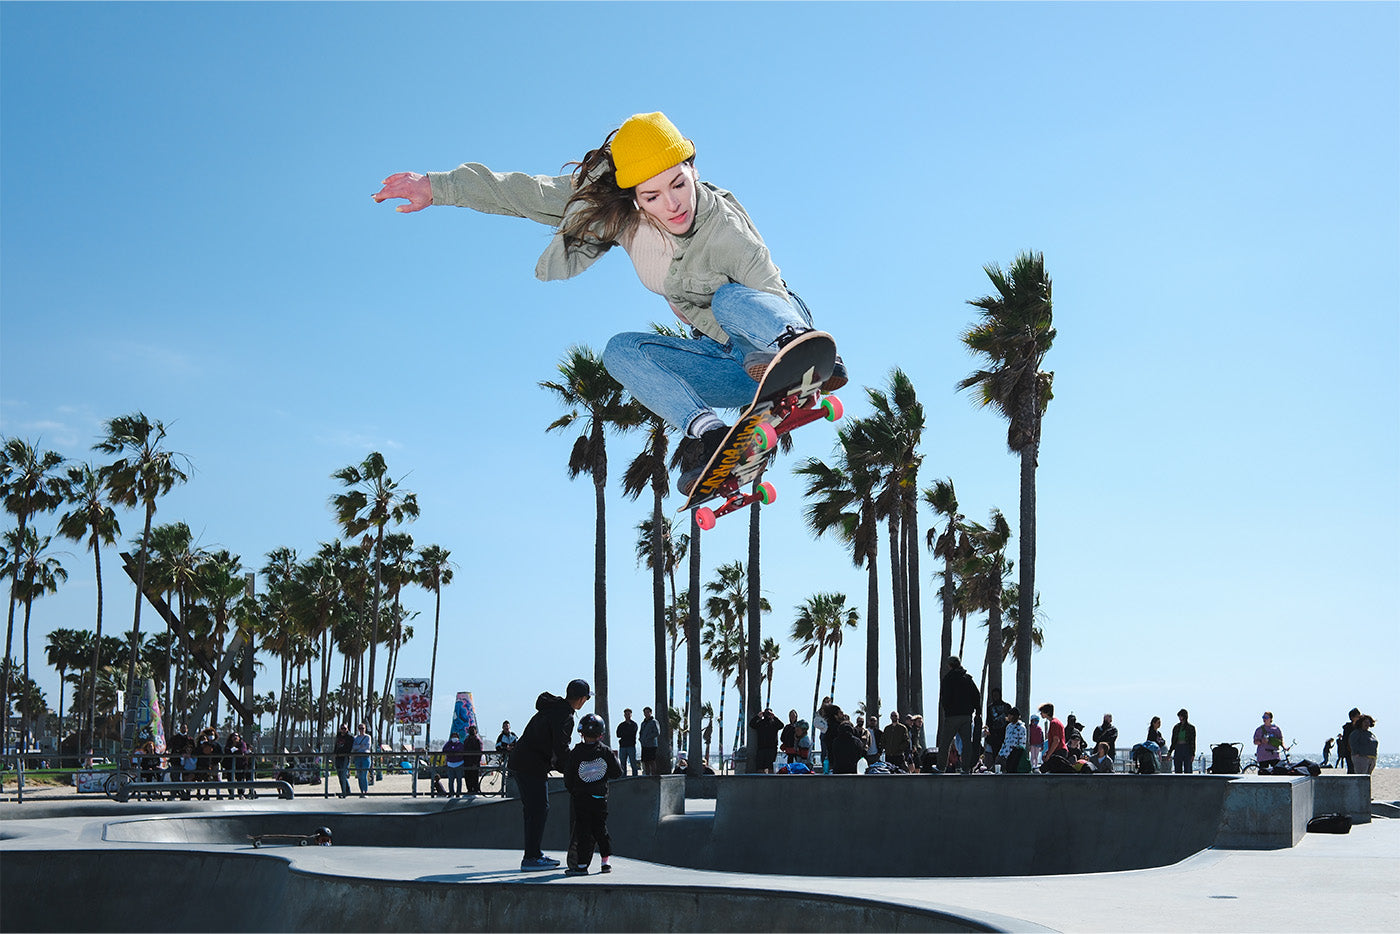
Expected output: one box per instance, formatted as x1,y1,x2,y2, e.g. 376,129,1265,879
743,326,846,392
564,865,589,876
599,863,612,874
677,425,730,495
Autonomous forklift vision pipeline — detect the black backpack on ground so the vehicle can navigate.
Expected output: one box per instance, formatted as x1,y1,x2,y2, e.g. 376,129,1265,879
1307,814,1352,834
1209,743,1241,774
1132,743,1159,774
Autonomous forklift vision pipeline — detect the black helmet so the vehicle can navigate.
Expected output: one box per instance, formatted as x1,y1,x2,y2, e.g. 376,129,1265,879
316,827,332,838
578,714,606,738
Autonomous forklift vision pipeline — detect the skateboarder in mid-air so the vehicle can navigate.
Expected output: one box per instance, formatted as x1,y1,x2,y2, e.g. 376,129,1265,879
374,111,844,494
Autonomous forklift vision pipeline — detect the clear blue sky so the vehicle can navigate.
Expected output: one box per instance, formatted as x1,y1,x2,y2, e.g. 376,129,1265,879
3,2,1397,759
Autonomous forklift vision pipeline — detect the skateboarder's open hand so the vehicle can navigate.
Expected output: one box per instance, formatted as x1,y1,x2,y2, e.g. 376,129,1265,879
373,172,433,213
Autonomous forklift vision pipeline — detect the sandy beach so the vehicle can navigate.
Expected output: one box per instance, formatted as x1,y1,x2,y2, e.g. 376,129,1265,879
1368,767,1400,802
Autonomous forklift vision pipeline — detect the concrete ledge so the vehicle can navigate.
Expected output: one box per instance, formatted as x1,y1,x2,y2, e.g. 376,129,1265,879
1216,776,1311,849
1312,774,1371,824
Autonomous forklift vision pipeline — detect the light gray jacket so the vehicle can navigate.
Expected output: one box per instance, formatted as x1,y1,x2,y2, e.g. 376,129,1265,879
427,163,787,343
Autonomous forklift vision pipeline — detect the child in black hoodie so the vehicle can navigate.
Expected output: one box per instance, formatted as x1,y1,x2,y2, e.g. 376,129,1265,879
564,713,622,876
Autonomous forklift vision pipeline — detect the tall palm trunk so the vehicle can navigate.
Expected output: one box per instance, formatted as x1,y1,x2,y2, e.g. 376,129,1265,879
427,589,441,751
887,514,908,715
365,526,384,730
810,645,825,731
2,513,29,725
84,542,105,755
1016,429,1038,717
592,432,609,730
938,552,954,756
864,513,880,727
21,599,34,743
651,490,669,773
122,505,155,744
905,497,923,716
686,513,703,775
746,501,762,771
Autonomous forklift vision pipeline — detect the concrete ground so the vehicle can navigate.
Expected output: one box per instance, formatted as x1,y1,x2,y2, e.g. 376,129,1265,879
2,783,1398,932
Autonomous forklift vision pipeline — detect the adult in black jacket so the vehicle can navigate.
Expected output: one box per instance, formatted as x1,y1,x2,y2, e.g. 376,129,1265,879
749,708,783,773
938,657,980,774
826,719,867,774
509,678,590,871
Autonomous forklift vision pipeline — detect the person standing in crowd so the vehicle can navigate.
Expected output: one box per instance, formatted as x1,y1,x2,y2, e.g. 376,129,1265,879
881,711,909,770
1349,715,1378,775
615,708,640,777
1027,714,1044,770
1093,714,1119,759
939,657,980,773
749,707,782,773
463,725,484,796
1341,707,1361,773
442,731,467,797
983,689,1011,771
510,678,590,871
780,709,799,763
1038,703,1066,758
333,724,353,798
1253,711,1284,771
225,731,252,795
496,720,518,754
1168,709,1196,774
351,723,373,797
639,706,661,776
168,725,190,784
826,712,866,774
999,708,1029,772
814,696,833,772
564,713,622,876
1322,737,1335,767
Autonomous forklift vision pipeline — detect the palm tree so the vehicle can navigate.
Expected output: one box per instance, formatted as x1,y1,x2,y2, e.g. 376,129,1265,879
923,477,962,744
414,544,454,752
791,593,854,728
959,251,1055,716
958,510,1012,700
331,451,419,730
701,611,740,771
43,627,86,741
0,438,68,735
7,529,67,743
705,560,769,752
863,370,926,715
56,462,121,754
760,637,781,709
96,413,189,745
541,345,645,729
622,407,675,772
796,427,882,724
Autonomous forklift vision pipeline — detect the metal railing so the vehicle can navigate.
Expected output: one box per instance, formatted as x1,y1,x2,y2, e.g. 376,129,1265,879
0,749,511,803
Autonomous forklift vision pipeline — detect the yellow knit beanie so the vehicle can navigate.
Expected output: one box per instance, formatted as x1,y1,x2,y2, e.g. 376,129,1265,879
611,112,695,189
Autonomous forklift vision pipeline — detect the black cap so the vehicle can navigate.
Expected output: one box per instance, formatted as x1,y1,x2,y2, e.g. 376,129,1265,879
566,678,591,700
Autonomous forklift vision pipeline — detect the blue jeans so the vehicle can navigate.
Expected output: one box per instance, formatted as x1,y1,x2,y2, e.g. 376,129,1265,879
603,284,814,434
354,756,371,794
617,745,639,776
336,760,350,795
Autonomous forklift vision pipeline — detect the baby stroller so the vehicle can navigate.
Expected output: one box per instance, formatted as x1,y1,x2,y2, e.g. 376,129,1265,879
1209,742,1242,775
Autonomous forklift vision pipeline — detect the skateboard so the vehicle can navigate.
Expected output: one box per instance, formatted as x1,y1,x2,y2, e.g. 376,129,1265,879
248,827,332,848
679,331,843,530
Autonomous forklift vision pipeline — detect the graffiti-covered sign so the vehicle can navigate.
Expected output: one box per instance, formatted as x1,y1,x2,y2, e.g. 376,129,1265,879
394,678,431,724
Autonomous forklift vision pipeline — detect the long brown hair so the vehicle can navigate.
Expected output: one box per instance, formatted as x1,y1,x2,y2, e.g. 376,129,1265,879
559,129,695,254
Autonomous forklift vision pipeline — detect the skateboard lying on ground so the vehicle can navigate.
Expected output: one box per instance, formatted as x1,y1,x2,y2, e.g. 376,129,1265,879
249,827,332,848
679,330,842,531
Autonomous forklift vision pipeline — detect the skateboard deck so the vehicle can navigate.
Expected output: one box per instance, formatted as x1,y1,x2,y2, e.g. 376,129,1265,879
248,830,330,847
679,331,842,530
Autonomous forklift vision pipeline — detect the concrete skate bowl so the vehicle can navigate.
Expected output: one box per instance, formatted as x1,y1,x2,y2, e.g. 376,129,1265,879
92,772,1235,876
0,848,1023,933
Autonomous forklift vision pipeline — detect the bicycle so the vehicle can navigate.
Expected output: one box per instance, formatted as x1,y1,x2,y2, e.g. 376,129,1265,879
1243,741,1296,773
